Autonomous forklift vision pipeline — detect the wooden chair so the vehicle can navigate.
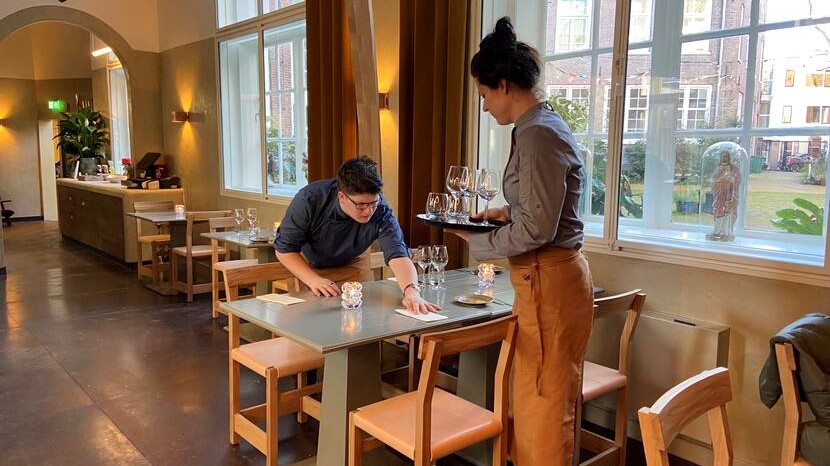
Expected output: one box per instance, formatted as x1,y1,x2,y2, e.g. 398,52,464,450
348,315,519,466
133,200,174,285
578,289,646,466
224,262,324,466
637,367,732,466
209,216,256,318
1,198,13,226
775,342,815,466
171,210,231,302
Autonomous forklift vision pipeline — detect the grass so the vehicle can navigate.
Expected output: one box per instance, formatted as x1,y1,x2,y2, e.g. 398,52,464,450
627,171,825,231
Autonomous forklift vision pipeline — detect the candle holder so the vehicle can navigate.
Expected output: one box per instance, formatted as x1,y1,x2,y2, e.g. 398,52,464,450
341,307,363,333
174,204,185,218
341,281,363,309
477,263,495,288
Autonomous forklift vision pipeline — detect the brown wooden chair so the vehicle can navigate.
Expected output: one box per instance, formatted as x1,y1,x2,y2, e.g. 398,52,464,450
775,342,816,466
637,367,732,466
133,200,174,285
209,216,256,318
171,210,231,302
348,315,518,466
578,289,646,466
224,262,324,466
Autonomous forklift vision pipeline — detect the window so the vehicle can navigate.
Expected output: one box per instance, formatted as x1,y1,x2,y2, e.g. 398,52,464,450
555,0,591,52
218,1,307,201
262,0,303,15
217,0,257,28
479,0,830,284
785,69,795,87
547,85,590,109
107,63,131,174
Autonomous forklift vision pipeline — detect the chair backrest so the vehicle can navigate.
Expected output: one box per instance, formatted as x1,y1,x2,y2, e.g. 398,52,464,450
184,210,232,253
209,216,240,262
775,342,803,466
133,200,175,236
593,289,646,375
637,367,732,466
222,261,298,302
414,315,519,459
368,250,385,280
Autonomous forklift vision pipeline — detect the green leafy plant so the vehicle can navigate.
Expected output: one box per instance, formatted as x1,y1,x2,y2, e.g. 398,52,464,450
55,107,110,163
770,198,824,235
547,95,587,133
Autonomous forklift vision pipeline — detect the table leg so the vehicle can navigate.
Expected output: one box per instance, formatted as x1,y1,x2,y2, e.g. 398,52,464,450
145,222,186,296
317,342,391,466
456,343,501,466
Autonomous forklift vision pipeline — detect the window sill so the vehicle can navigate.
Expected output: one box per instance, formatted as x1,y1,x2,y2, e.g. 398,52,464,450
220,188,294,206
583,224,830,287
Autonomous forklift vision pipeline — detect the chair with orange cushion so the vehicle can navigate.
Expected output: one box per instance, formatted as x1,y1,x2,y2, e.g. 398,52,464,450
208,216,256,318
224,261,324,466
170,210,231,302
637,367,732,466
578,289,646,466
348,315,518,466
133,200,174,285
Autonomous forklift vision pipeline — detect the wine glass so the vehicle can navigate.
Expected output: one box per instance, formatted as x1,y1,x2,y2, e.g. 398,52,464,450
477,169,501,226
445,166,469,219
448,195,470,223
246,208,258,234
430,245,449,289
413,245,432,286
233,209,245,236
460,169,479,223
426,192,449,220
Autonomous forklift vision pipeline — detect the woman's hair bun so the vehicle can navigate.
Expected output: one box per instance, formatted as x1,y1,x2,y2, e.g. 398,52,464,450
480,16,517,50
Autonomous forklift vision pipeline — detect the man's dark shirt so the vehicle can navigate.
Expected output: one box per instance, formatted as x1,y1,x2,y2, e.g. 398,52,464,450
274,179,409,269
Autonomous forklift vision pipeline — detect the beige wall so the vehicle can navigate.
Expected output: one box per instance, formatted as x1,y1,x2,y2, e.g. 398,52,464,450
586,252,830,465
157,0,215,53
128,50,163,161
374,0,400,213
0,78,41,218
0,22,92,80
0,1,159,52
35,78,93,119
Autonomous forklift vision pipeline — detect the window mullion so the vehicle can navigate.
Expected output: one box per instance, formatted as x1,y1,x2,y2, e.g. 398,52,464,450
258,28,268,198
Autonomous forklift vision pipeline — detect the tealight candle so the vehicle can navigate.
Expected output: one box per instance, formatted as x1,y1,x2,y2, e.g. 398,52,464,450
174,204,185,217
341,308,362,333
341,281,363,309
477,263,495,288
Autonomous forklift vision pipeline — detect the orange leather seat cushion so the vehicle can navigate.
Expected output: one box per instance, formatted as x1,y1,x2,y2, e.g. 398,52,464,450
231,338,323,377
582,361,627,402
172,245,224,258
352,388,501,460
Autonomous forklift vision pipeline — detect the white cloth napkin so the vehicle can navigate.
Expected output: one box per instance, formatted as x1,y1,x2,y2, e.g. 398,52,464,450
256,293,306,305
394,308,448,322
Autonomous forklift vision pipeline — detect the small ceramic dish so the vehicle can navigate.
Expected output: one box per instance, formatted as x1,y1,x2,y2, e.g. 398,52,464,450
453,294,494,306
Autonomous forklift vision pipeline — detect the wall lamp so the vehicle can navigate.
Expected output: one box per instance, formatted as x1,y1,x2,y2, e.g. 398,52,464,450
91,46,112,57
170,110,190,123
378,92,390,110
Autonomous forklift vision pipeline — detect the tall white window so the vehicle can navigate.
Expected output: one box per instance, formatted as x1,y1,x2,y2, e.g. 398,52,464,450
107,64,131,174
677,86,711,129
626,86,649,132
554,0,591,52
218,2,307,201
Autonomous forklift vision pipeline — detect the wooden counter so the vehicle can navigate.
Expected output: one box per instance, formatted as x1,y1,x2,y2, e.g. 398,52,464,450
56,178,184,263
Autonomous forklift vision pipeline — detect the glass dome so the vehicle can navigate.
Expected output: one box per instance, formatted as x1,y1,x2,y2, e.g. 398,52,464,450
701,141,749,187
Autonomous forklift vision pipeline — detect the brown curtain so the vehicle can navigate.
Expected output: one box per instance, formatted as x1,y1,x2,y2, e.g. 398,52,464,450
398,0,475,269
306,0,359,181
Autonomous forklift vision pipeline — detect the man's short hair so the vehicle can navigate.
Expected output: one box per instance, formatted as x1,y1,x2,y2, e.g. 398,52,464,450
337,155,383,195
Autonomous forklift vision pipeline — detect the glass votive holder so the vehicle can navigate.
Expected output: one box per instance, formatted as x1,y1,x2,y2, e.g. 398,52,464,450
477,263,495,288
341,308,363,333
174,204,185,218
341,281,363,309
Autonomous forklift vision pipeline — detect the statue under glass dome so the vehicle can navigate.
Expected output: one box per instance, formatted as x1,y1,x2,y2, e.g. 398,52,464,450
702,142,747,242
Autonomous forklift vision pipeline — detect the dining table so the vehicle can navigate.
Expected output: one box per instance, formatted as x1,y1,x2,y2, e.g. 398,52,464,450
219,268,515,466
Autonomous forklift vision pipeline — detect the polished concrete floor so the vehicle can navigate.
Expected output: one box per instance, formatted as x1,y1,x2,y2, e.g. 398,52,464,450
0,221,690,466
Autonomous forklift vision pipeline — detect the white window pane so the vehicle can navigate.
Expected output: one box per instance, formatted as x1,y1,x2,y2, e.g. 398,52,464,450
264,21,307,197
761,0,830,24
217,0,257,28
107,66,131,174
629,0,653,44
550,0,592,53
262,0,303,15
220,33,262,194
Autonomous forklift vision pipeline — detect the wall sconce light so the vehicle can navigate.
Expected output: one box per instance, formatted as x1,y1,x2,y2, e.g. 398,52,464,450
170,110,190,123
378,93,390,110
91,46,112,57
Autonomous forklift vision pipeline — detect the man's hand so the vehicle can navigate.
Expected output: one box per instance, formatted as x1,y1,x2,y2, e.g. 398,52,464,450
402,288,441,314
470,206,511,223
306,276,340,297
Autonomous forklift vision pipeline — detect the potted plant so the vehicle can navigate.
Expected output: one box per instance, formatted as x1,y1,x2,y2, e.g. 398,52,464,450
55,107,110,176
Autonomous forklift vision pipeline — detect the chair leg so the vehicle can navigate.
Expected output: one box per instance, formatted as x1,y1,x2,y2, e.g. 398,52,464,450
348,412,363,466
297,372,308,423
171,254,180,294
229,357,241,445
150,244,161,285
211,268,220,319
266,367,278,466
136,242,143,281
493,430,509,466
574,394,583,466
615,388,628,466
408,334,421,391
186,256,194,302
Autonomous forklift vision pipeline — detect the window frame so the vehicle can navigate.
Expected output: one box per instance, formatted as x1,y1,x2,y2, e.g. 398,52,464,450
477,0,830,286
215,2,306,205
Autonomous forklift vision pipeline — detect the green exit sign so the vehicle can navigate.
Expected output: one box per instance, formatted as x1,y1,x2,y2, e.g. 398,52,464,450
48,100,66,112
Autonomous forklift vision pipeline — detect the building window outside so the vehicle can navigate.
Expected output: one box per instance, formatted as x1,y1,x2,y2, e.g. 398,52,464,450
218,2,307,201
677,86,711,129
785,69,795,87
782,105,792,123
626,86,649,131
554,0,591,52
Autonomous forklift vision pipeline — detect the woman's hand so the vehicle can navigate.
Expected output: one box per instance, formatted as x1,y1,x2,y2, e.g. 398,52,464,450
470,206,511,223
402,288,441,314
305,276,340,297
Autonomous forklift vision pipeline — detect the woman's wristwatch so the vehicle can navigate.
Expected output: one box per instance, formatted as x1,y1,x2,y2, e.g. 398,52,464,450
403,282,422,295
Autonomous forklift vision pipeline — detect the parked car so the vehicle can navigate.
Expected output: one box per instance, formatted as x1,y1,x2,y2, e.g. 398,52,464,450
784,154,813,172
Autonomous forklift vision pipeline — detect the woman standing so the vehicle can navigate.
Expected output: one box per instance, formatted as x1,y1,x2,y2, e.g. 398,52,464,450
451,17,594,466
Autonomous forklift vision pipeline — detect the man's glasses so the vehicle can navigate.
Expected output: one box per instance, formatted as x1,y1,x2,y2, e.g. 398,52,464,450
342,192,380,211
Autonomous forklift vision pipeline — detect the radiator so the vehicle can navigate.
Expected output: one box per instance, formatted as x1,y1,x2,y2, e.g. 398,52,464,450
582,310,730,446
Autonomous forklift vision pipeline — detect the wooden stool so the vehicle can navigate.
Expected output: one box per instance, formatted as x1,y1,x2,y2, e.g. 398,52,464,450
348,316,518,466
170,210,231,302
224,262,324,466
133,200,174,285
